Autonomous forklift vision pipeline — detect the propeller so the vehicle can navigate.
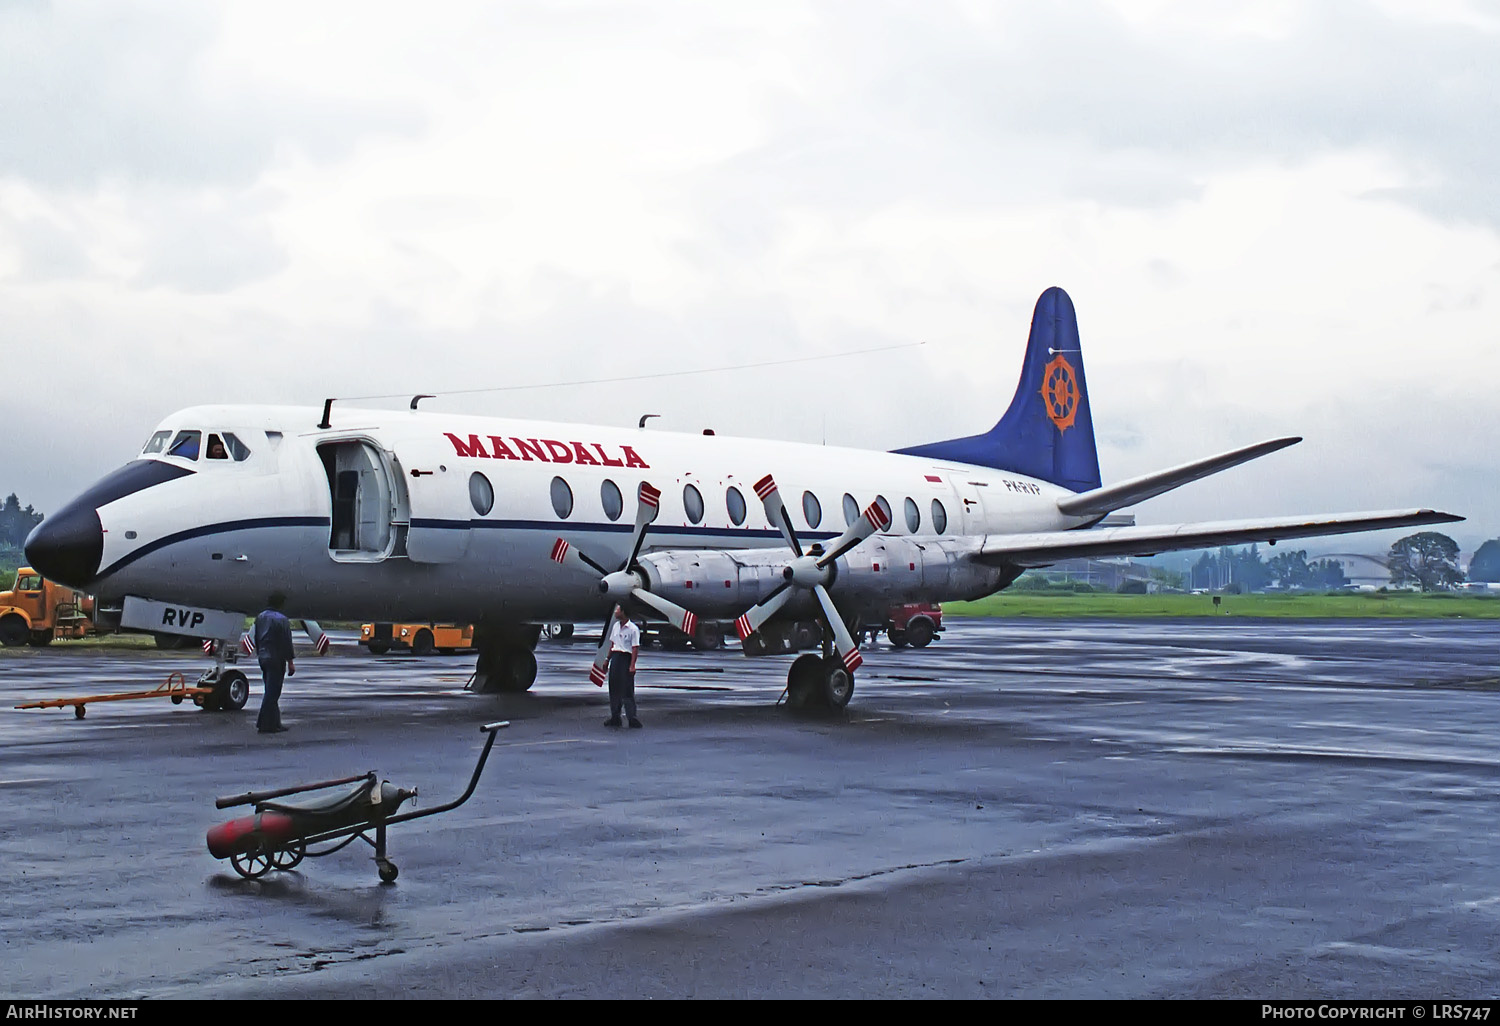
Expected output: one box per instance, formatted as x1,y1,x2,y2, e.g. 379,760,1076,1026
550,481,702,684
733,474,890,674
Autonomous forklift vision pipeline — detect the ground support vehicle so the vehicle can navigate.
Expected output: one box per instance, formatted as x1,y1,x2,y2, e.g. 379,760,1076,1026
16,670,215,719
0,568,96,647
207,721,508,883
361,622,477,656
875,603,944,648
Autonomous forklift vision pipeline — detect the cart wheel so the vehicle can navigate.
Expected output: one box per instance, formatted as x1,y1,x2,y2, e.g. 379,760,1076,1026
170,694,183,705
231,849,274,879
271,839,305,872
74,705,86,720
377,859,399,883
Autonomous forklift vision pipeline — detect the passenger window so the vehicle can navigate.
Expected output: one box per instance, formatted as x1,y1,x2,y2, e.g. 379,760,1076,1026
470,472,494,516
842,493,859,528
904,497,920,533
802,491,822,529
222,432,251,461
601,480,623,521
683,484,704,525
931,499,948,534
726,486,746,526
142,430,171,455
206,434,229,460
550,476,573,519
167,430,201,460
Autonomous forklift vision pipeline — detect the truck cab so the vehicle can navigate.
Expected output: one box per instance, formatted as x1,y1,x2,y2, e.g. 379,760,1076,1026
0,568,95,647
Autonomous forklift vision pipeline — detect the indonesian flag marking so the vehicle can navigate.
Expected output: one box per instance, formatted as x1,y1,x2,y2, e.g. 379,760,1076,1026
589,663,607,687
753,475,777,500
925,474,942,483
550,538,569,563
842,649,863,673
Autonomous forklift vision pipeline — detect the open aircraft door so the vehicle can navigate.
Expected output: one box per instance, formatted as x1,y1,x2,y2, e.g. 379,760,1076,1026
392,440,471,564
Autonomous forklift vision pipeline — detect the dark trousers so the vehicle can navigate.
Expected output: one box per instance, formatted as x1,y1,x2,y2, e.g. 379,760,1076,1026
607,652,636,720
257,659,285,731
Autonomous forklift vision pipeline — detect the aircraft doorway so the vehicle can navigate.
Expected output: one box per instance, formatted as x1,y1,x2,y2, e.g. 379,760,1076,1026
318,440,398,560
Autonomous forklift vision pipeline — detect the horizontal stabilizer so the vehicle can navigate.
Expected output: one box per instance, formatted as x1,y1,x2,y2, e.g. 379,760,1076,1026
1058,437,1301,518
977,508,1463,568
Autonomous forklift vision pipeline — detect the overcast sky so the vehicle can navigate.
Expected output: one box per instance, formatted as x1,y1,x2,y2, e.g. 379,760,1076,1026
3,0,1496,554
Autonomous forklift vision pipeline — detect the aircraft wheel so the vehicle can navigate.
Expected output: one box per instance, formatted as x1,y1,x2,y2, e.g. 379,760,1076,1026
411,629,436,656
785,654,824,709
214,670,250,712
793,623,820,650
741,635,766,657
556,623,575,640
476,646,536,693
906,619,934,649
887,628,908,648
820,659,854,710
692,627,723,652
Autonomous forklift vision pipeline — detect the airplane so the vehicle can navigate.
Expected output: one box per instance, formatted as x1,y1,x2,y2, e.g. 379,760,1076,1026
24,286,1461,711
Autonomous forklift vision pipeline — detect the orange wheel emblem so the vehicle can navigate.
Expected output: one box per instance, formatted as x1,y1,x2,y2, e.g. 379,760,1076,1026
1039,354,1080,432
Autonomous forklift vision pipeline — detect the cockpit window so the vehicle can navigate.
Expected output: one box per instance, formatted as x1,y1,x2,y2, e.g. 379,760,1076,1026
167,430,201,460
142,430,172,455
206,434,229,460
222,432,251,461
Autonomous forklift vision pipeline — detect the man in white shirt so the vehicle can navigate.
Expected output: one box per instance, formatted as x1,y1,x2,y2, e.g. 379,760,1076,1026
605,605,642,728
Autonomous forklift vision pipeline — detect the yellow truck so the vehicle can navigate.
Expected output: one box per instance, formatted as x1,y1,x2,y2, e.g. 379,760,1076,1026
0,567,96,647
360,622,476,656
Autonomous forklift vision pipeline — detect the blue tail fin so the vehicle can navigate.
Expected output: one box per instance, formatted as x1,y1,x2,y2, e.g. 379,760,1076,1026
895,286,1101,492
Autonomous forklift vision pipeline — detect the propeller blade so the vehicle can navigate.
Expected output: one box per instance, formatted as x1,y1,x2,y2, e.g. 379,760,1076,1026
551,537,610,577
588,607,618,686
733,581,795,640
624,482,662,569
753,474,802,556
302,619,330,656
812,584,863,674
816,501,891,569
631,589,701,640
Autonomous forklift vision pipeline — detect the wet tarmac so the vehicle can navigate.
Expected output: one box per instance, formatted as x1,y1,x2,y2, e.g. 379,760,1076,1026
1,617,1497,999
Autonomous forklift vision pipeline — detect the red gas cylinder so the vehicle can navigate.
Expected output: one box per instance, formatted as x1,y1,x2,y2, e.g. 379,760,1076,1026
207,812,300,859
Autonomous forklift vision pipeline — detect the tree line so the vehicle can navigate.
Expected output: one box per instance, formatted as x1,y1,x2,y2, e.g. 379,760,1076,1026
1192,532,1495,593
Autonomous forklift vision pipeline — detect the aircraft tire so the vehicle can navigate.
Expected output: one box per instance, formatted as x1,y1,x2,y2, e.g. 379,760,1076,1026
692,627,723,652
214,670,250,712
906,619,934,648
741,635,766,657
819,659,854,710
786,654,824,710
501,648,537,691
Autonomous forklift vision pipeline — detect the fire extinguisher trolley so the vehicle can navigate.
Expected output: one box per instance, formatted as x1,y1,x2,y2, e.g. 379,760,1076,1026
207,720,508,883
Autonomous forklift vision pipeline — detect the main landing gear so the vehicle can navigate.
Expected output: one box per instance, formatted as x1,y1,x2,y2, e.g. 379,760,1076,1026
469,625,541,694
783,628,856,713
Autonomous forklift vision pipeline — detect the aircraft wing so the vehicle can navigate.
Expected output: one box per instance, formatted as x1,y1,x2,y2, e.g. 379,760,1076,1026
974,509,1463,568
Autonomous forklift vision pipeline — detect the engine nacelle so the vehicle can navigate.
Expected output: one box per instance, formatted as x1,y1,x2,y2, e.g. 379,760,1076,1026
635,539,1010,618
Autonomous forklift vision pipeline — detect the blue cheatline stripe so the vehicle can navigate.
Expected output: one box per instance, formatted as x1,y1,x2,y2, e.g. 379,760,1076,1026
413,517,844,542
97,517,329,579
99,514,851,580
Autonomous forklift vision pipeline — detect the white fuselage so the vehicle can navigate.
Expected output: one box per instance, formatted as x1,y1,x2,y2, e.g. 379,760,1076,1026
85,404,1092,624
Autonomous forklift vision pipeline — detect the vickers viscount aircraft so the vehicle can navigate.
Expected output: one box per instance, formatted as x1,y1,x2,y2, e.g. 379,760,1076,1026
26,287,1460,711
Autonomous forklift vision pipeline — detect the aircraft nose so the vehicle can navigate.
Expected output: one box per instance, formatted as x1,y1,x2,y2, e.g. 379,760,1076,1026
24,503,104,588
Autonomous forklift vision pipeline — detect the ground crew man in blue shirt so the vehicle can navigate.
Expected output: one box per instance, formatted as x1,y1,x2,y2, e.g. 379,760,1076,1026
253,593,296,734
604,605,642,729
